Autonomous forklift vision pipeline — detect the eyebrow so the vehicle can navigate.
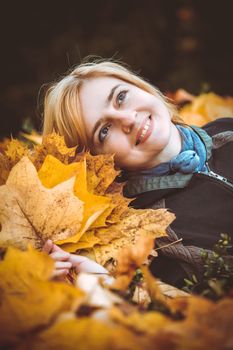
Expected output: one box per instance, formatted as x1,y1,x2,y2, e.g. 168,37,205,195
91,83,122,144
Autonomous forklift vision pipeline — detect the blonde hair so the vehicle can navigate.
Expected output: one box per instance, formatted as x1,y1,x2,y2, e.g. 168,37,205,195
43,58,181,151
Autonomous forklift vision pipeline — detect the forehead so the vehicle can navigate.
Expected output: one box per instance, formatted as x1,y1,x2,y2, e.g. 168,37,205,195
79,76,125,129
80,76,124,108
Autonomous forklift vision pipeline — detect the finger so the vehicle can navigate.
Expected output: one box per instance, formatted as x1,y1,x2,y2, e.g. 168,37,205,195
52,269,70,278
51,244,67,253
55,261,72,270
42,239,54,254
50,251,71,261
70,255,108,274
69,254,89,265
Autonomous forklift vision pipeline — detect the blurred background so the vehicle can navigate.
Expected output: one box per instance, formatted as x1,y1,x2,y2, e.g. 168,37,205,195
0,0,232,139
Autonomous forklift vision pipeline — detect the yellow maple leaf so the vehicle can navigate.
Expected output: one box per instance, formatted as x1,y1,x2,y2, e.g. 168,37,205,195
0,139,29,185
93,209,175,266
110,307,169,335
0,246,83,349
5,139,29,162
56,158,111,247
105,192,132,224
30,132,77,171
180,92,233,126
61,230,100,251
0,137,11,153
164,296,233,349
38,154,82,189
37,154,114,247
85,152,120,195
56,154,133,252
32,318,114,350
0,156,84,249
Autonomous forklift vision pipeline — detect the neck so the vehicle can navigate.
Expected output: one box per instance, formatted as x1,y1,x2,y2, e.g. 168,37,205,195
152,123,182,167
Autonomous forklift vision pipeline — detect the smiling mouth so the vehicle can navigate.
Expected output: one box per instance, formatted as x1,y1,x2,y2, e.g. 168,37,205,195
135,116,152,146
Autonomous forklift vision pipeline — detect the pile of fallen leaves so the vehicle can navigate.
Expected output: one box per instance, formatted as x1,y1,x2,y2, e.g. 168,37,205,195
1,241,233,350
169,90,233,126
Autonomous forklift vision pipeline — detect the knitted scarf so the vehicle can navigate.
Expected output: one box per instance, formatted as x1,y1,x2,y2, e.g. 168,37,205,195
137,125,208,177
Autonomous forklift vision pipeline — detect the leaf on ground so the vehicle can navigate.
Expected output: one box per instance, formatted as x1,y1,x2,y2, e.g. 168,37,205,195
112,236,155,290
141,267,189,308
0,139,29,185
33,318,113,350
5,139,29,162
0,137,11,153
30,133,77,171
0,156,84,249
180,92,233,126
93,209,175,266
110,307,170,335
0,152,12,185
0,246,83,349
0,246,54,291
165,296,233,349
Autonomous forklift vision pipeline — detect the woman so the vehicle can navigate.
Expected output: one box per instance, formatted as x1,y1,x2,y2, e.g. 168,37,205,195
43,59,233,287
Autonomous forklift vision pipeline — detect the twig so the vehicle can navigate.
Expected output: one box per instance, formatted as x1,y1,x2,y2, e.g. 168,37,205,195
155,238,183,251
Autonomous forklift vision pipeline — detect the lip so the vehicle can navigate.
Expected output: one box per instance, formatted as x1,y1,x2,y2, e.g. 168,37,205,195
135,116,153,146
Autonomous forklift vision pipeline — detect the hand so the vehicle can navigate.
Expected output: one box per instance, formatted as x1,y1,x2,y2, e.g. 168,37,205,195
42,239,109,279
42,239,72,279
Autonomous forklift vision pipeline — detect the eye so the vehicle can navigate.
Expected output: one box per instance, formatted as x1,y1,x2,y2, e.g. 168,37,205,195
98,124,111,143
116,90,127,106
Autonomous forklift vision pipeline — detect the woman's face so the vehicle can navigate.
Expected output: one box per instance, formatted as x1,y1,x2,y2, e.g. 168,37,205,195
79,76,175,170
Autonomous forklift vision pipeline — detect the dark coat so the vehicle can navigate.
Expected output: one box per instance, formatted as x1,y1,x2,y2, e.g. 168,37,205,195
123,118,233,287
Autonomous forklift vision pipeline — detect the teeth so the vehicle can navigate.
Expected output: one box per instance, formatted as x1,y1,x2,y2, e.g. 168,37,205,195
137,118,151,143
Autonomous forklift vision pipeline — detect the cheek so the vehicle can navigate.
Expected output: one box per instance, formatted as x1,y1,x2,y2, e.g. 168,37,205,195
107,141,130,164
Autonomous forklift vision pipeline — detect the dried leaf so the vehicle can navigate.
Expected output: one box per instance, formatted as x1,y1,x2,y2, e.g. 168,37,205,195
142,267,189,308
94,226,123,245
30,133,77,170
5,139,29,162
112,236,155,290
110,307,170,335
0,137,11,153
94,209,175,266
85,153,120,195
0,139,29,185
0,246,83,348
0,156,84,249
165,296,233,349
0,152,12,185
38,154,82,188
180,92,233,126
33,318,113,350
56,159,111,247
62,230,100,251
105,192,132,224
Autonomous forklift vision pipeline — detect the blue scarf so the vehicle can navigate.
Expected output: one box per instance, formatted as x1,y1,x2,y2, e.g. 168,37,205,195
139,125,208,177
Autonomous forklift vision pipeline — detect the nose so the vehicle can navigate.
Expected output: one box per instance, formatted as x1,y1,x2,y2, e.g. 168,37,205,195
113,111,136,134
